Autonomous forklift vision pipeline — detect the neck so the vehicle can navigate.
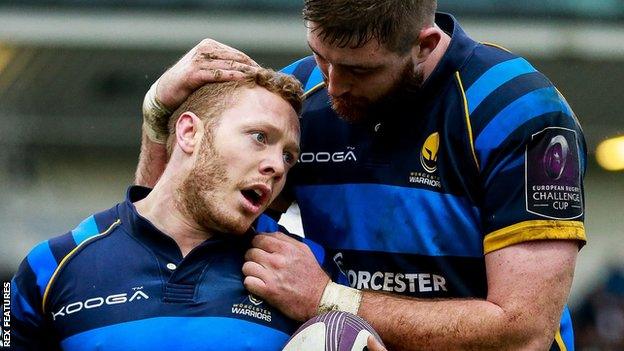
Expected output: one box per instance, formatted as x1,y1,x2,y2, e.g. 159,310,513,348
134,171,213,257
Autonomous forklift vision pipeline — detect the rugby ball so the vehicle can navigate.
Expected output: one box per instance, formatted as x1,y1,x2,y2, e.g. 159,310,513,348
282,311,384,351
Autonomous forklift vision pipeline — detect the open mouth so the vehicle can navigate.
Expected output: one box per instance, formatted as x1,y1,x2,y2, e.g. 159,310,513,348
241,188,264,207
240,184,271,212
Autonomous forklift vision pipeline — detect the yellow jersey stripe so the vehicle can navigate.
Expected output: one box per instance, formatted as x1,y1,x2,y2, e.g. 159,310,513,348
483,220,586,254
481,42,512,53
303,81,326,99
554,328,567,351
455,71,480,171
42,219,121,313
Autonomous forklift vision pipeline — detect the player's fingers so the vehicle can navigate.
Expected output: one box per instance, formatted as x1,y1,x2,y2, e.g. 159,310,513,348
252,234,285,253
195,69,249,83
195,58,258,74
228,51,259,67
367,335,387,351
207,46,259,67
270,231,303,245
244,247,272,267
199,50,259,68
245,247,288,270
242,261,270,282
243,276,268,296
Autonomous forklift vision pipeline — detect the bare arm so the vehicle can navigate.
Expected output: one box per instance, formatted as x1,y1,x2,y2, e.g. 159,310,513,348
135,39,259,186
135,130,168,187
244,236,578,350
358,240,577,350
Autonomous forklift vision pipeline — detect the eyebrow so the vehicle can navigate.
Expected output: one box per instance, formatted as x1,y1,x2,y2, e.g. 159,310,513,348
307,43,382,71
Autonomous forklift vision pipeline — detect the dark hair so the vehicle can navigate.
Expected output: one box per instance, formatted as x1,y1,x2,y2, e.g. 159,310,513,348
303,0,437,53
166,69,303,156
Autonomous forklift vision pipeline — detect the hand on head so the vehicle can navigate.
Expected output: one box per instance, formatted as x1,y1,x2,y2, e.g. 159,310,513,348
157,38,260,110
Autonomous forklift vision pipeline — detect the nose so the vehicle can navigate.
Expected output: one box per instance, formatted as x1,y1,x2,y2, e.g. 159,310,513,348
325,65,350,97
259,151,285,183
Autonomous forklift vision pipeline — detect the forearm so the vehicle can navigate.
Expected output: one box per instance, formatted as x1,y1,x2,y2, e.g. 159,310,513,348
134,130,168,187
358,292,552,351
356,241,578,351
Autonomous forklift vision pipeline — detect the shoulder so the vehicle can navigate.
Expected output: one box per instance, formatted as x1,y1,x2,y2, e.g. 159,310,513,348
457,42,556,120
12,206,122,312
455,43,583,169
280,56,325,96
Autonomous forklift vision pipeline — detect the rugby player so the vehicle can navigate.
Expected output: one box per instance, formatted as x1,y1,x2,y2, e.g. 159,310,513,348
137,1,588,349
10,69,310,350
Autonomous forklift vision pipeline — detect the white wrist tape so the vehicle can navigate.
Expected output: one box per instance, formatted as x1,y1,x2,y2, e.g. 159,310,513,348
317,281,363,315
142,80,172,144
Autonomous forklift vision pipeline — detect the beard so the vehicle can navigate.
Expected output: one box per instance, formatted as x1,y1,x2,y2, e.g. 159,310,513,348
178,134,250,236
329,61,424,124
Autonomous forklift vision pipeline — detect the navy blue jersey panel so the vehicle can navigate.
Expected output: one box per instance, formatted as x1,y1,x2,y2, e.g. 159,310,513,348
10,316,61,351
48,232,78,264
330,249,487,298
469,72,554,134
11,265,42,326
457,43,518,89
93,206,121,233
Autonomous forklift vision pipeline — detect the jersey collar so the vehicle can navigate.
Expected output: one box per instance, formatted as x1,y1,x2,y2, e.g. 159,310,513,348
420,13,479,103
117,186,256,261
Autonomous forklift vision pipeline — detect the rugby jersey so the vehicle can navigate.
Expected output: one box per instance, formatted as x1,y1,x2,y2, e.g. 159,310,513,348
11,186,301,351
281,13,586,351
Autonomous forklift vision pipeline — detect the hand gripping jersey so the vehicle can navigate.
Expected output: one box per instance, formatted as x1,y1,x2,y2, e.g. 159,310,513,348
282,13,586,351
11,186,301,351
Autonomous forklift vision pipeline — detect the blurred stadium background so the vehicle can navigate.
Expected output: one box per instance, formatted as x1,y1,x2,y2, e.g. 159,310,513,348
0,1,622,349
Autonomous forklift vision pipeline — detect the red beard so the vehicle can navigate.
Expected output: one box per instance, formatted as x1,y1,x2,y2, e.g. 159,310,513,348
327,61,424,124
330,94,372,123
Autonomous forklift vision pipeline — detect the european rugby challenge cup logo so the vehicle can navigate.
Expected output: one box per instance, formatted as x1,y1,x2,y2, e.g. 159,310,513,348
543,135,569,180
526,127,582,220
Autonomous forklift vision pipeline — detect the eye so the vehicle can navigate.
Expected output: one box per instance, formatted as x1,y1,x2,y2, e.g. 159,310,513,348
251,131,267,144
283,152,296,166
350,68,371,76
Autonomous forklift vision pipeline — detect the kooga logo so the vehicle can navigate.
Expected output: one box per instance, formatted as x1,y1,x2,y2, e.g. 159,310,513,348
299,150,357,163
51,288,149,321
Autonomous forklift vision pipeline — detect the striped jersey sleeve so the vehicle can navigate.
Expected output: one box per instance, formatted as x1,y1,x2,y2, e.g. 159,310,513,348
458,43,587,254
10,209,119,350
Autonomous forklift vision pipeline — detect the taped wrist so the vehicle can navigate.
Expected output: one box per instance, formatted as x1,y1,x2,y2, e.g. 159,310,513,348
142,80,172,144
317,281,363,315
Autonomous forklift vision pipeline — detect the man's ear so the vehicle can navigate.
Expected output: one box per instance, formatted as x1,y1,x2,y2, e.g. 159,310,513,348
412,27,441,66
175,112,204,155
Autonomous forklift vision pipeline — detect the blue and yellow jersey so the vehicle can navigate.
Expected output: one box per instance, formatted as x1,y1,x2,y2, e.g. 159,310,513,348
11,186,300,350
282,13,586,351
